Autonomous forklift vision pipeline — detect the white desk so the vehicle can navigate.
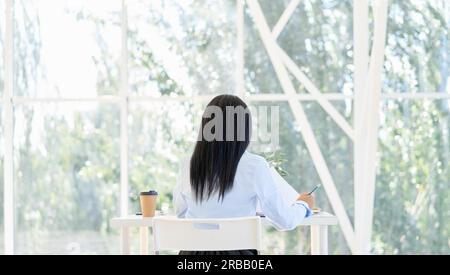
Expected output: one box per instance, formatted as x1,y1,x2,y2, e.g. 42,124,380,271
110,212,338,255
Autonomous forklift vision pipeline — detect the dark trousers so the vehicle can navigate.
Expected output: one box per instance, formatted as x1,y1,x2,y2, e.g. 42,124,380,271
179,250,258,255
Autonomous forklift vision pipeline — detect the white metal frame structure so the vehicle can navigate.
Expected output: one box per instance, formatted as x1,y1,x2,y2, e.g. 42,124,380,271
3,0,15,256
246,0,389,254
1,0,447,255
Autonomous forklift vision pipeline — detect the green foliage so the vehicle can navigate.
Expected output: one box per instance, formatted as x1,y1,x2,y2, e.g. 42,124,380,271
261,151,289,177
375,100,450,254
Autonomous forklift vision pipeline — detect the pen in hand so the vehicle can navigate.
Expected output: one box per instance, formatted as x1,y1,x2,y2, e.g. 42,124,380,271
307,184,322,196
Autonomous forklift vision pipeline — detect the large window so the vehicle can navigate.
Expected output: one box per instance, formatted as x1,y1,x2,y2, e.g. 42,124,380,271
245,0,354,95
384,0,448,95
12,0,122,254
13,0,122,98
376,0,449,254
14,103,120,254
128,0,237,96
376,99,450,254
1,0,449,254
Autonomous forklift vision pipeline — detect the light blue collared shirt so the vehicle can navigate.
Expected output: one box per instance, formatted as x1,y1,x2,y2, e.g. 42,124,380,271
173,152,311,231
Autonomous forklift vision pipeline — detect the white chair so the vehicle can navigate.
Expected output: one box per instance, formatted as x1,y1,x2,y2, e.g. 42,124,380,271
152,216,262,254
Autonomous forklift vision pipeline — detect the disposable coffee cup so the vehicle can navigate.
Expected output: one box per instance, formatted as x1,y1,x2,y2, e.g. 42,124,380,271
140,190,158,217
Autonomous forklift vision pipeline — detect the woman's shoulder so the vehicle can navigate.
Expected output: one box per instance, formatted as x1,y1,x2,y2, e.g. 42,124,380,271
241,151,270,168
238,152,273,187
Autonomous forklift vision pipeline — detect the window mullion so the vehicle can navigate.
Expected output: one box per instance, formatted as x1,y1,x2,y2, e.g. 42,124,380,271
3,0,15,255
119,0,129,219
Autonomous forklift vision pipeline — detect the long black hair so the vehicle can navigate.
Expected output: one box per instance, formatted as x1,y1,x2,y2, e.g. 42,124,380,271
190,95,252,202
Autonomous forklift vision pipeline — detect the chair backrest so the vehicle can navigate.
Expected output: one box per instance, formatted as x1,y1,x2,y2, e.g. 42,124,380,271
152,216,262,252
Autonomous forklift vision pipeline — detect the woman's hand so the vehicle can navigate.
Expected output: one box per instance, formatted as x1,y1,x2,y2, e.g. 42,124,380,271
298,193,315,209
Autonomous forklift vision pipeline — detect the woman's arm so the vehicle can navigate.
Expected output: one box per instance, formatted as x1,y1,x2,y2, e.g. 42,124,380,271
253,158,312,231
